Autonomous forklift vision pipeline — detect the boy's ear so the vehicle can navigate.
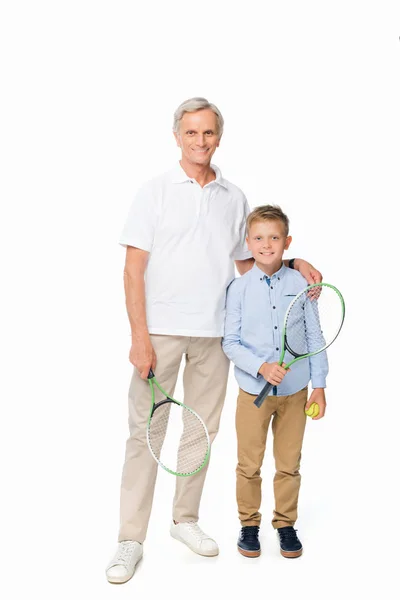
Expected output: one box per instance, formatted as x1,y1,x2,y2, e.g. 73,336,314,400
285,235,292,250
245,235,250,249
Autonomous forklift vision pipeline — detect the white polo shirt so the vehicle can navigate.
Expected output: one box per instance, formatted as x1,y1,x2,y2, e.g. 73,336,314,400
120,163,252,337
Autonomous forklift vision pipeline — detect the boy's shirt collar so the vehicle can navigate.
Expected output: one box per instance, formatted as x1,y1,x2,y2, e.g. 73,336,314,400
251,262,287,282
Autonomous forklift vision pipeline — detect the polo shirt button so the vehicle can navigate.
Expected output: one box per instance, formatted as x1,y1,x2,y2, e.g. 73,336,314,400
273,306,276,309
276,348,279,351
271,286,273,289
274,326,277,329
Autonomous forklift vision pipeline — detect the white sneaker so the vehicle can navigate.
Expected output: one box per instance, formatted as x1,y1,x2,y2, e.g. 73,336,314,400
105,541,143,584
170,521,219,557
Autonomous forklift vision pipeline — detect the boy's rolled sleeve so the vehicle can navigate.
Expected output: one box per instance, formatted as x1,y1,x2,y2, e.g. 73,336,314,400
222,281,264,379
310,350,329,389
305,300,329,389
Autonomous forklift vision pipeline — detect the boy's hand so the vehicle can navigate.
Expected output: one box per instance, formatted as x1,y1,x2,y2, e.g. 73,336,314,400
305,388,326,420
259,362,288,386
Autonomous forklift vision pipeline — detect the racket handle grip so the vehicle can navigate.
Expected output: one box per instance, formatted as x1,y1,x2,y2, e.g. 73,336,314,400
254,382,273,408
147,369,155,379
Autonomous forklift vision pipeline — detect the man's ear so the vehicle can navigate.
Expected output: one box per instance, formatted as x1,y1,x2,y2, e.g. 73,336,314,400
285,235,292,250
173,131,181,148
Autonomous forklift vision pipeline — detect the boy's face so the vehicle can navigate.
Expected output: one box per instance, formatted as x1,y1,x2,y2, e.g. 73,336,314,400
246,219,292,270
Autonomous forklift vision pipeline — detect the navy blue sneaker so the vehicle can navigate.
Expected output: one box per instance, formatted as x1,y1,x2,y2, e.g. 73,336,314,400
237,526,261,557
277,526,303,558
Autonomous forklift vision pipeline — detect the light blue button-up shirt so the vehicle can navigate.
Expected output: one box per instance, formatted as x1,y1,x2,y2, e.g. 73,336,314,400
222,263,329,396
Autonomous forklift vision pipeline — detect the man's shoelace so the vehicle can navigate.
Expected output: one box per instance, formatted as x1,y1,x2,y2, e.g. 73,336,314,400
242,526,260,541
185,522,210,541
113,541,137,567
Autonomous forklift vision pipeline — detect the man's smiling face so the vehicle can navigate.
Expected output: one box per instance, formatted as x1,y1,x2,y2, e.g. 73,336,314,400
174,108,220,167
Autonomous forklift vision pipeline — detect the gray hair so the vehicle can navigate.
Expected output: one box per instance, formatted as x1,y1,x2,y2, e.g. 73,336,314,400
173,97,224,138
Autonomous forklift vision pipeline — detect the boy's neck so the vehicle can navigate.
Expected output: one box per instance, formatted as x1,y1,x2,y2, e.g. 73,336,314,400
255,260,283,277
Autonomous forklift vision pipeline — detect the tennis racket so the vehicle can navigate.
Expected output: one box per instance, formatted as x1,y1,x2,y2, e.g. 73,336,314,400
146,369,210,477
254,283,345,408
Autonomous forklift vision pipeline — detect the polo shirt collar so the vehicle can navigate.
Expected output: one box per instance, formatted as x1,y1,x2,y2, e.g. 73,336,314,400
170,162,228,189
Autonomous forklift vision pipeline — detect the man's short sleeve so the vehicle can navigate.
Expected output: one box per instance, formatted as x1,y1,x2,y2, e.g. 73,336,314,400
232,197,252,261
119,184,156,252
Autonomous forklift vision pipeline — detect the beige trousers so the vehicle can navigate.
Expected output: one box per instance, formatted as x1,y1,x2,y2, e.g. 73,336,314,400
235,386,308,529
118,334,229,543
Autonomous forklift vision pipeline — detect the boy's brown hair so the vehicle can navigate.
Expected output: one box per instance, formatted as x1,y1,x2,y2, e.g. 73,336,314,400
246,204,290,237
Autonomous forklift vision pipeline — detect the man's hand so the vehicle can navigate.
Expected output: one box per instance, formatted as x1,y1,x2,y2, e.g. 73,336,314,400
305,388,326,420
129,335,157,379
294,259,322,285
259,362,288,386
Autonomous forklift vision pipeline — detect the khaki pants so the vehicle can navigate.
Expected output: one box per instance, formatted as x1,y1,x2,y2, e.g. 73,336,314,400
236,386,308,529
119,334,229,543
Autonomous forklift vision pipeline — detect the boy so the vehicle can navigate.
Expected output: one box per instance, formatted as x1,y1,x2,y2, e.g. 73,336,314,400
222,205,328,559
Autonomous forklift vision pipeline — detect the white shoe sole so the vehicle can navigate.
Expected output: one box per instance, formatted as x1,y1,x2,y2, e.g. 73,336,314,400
106,555,142,584
170,529,219,557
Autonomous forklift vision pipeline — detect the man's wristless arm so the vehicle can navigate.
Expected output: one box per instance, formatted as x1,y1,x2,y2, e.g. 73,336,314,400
124,247,150,338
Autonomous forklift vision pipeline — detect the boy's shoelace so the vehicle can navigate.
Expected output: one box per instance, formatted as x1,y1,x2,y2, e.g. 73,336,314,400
278,528,298,539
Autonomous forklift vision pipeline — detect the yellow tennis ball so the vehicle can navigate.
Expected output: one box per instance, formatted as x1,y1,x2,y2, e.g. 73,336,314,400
305,403,319,418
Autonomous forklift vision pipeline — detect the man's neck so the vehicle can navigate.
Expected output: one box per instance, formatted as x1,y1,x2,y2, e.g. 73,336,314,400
179,159,216,188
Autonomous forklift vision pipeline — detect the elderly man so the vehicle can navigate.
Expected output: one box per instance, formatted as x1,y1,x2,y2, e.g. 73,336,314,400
106,97,322,583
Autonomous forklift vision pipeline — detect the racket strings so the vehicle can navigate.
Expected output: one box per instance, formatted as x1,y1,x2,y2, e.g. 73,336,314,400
147,402,171,459
177,409,209,474
148,402,209,476
285,300,309,355
285,286,341,356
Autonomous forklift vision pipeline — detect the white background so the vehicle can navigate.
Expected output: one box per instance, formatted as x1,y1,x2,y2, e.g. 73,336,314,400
1,1,399,598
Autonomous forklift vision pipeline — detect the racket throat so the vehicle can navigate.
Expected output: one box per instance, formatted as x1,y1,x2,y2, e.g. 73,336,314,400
151,397,179,417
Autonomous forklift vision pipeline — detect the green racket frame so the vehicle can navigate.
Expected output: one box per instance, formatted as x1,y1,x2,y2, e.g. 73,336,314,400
146,370,211,476
254,283,345,409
